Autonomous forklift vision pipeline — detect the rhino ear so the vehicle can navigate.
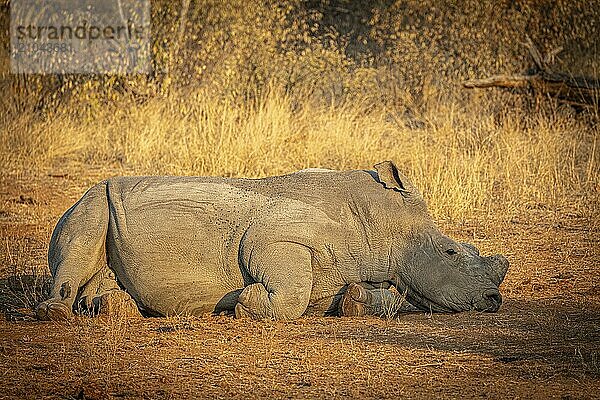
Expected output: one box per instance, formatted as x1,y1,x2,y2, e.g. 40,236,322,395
374,161,412,196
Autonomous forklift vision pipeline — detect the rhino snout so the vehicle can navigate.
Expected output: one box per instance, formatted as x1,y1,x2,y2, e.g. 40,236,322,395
474,288,503,312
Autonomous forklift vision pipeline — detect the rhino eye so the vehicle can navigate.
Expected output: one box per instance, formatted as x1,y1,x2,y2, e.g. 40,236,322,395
445,249,457,256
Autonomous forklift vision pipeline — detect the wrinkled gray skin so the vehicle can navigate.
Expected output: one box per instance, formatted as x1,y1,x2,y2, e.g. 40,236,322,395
35,161,509,320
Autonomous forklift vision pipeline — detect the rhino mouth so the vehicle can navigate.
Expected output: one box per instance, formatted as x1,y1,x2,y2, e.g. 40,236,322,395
394,275,502,313
404,287,458,313
393,275,457,313
472,288,503,312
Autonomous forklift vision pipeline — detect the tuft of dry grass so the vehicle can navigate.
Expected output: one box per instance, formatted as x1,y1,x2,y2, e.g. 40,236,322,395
1,85,597,223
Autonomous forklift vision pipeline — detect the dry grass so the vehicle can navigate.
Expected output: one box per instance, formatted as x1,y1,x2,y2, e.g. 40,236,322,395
1,0,598,224
2,85,597,222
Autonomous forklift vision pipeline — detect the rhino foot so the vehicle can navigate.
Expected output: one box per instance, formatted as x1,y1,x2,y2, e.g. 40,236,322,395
94,290,140,318
35,299,72,321
234,283,274,320
338,283,373,317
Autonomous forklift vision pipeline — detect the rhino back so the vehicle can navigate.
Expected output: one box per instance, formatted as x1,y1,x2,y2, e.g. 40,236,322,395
226,169,379,222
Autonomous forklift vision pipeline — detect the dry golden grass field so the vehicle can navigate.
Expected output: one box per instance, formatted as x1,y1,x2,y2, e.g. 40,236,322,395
1,0,599,398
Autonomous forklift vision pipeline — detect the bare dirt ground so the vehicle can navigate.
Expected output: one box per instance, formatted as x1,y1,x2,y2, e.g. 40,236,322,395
1,166,599,399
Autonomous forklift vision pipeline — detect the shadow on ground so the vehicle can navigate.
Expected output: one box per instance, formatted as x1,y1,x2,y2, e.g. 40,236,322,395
305,298,600,378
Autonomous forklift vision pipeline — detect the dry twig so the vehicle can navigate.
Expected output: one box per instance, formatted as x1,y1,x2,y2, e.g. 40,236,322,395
464,37,599,108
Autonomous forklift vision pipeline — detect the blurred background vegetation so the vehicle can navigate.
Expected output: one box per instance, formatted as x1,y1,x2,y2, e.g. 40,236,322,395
2,0,598,110
0,0,598,221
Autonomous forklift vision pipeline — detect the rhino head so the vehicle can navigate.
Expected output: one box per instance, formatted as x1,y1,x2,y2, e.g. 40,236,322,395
373,161,509,313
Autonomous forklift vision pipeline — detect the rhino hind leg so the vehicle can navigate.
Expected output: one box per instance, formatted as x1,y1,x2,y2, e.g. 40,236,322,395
35,298,71,321
338,283,414,318
89,290,140,318
76,267,141,318
234,243,313,320
36,182,110,321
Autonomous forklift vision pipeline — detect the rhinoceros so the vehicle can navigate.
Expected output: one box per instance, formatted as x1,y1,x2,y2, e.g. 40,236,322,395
35,161,509,321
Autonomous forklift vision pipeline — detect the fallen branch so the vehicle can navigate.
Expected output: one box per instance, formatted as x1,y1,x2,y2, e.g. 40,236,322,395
463,37,599,109
463,74,533,89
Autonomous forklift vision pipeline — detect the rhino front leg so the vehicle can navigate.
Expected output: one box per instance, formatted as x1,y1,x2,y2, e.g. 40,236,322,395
338,283,415,318
235,243,312,320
